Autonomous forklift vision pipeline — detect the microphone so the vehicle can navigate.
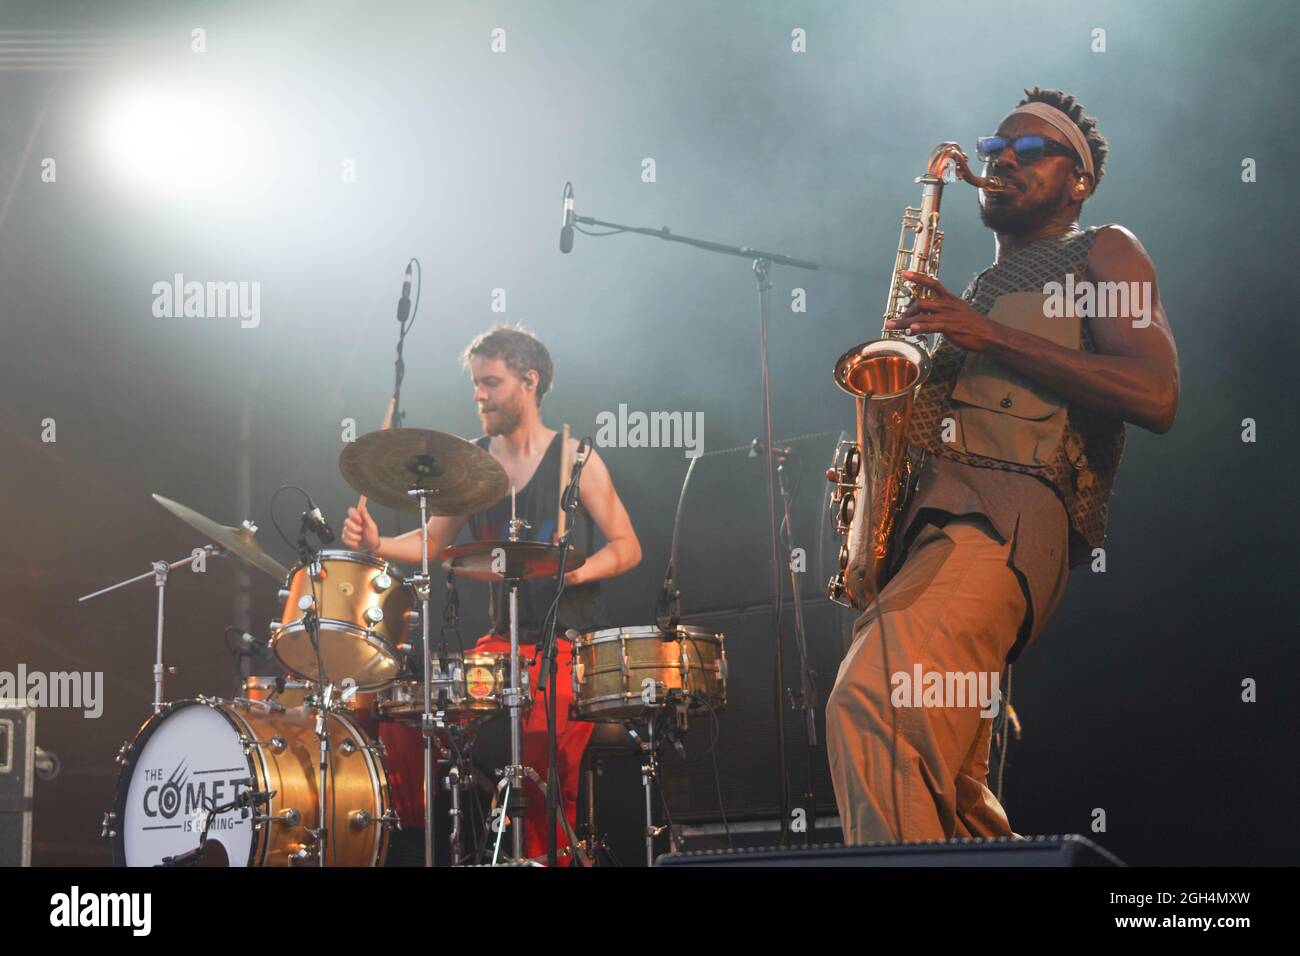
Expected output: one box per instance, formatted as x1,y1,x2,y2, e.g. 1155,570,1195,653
748,438,793,459
230,630,269,656
396,263,413,324
559,182,575,254
561,437,592,511
304,496,336,544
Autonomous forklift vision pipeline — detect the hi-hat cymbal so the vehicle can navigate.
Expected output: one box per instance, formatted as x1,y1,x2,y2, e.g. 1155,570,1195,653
440,540,585,582
151,494,289,581
338,428,509,515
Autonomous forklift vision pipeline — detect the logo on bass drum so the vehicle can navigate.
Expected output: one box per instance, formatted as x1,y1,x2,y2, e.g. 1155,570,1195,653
140,759,249,830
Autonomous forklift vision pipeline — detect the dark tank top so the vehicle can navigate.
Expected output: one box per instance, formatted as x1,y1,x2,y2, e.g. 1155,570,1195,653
466,433,608,641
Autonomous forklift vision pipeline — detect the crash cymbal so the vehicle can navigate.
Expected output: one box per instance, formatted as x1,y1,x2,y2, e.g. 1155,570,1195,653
151,494,289,581
338,428,508,515
440,540,586,582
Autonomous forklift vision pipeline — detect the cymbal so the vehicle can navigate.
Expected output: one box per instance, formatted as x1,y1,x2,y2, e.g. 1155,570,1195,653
339,428,509,515
151,494,289,581
440,540,586,582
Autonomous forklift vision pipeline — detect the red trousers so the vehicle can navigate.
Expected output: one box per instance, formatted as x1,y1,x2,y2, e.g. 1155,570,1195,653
379,633,594,862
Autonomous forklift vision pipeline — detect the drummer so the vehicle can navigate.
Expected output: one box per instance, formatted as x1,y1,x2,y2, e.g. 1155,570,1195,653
342,323,642,862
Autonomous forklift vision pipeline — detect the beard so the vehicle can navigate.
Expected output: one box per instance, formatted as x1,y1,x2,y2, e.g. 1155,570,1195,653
978,189,1067,235
479,402,524,436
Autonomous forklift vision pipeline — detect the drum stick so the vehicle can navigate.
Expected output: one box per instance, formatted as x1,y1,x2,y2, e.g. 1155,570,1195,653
557,422,572,539
356,396,397,514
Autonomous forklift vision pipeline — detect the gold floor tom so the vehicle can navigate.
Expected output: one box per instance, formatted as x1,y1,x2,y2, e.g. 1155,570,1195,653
570,625,727,721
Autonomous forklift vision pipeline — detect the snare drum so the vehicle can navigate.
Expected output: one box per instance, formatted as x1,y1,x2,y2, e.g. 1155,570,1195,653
376,652,522,724
271,550,414,689
570,625,727,721
108,697,392,867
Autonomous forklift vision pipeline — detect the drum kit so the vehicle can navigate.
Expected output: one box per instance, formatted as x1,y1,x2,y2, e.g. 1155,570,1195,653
94,426,727,867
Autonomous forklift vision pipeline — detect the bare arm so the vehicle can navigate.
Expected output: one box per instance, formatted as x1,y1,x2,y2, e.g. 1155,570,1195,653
891,226,1181,434
986,226,1180,433
563,443,641,586
342,502,469,567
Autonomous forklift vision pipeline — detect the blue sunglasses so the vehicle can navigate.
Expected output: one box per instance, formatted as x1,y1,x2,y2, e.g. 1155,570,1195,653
976,134,1081,166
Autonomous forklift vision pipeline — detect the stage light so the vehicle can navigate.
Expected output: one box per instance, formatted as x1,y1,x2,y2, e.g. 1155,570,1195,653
96,82,253,199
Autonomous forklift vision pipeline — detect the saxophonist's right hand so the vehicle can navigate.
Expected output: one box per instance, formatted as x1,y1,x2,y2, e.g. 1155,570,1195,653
342,502,380,552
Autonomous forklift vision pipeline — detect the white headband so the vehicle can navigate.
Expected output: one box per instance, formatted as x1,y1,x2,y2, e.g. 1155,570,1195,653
1006,101,1095,186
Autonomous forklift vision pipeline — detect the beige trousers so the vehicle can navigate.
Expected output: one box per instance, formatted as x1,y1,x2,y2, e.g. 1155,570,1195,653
826,514,1026,844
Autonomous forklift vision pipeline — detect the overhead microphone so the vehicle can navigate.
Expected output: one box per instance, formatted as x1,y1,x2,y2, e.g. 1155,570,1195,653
396,263,413,324
559,182,575,254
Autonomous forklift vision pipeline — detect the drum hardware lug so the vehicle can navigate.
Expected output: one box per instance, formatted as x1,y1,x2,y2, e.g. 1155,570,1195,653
256,807,301,827
268,620,281,635
574,661,585,685
396,643,414,654
673,699,690,731
308,560,324,579
350,808,398,832
297,594,316,612
340,739,358,756
277,588,290,602
367,740,388,758
364,606,384,625
403,610,421,625
371,572,392,593
242,734,287,754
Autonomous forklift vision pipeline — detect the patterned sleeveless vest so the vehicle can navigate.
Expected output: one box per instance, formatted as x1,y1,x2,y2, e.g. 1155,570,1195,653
905,225,1126,565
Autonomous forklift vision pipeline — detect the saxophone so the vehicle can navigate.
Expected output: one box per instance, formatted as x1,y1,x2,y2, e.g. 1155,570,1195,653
826,142,1004,610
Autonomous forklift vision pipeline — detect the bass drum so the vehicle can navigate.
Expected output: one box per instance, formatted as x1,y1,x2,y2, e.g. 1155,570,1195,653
108,697,391,867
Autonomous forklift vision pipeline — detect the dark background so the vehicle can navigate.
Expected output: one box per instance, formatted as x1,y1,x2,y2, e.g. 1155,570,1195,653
0,0,1295,865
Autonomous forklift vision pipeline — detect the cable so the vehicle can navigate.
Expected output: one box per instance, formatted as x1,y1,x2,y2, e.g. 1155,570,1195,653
994,664,1014,801
269,484,314,553
574,224,628,238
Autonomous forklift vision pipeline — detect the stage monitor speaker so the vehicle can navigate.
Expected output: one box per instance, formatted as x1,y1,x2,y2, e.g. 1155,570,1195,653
656,834,1125,867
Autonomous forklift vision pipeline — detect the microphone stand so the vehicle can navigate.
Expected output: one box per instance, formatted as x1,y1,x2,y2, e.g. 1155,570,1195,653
536,438,591,866
568,207,819,842
391,259,419,431
654,455,697,633
294,513,335,867
775,446,818,845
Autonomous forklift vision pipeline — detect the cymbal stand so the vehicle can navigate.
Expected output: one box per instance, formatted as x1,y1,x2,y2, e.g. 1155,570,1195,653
501,498,531,863
78,543,226,714
408,486,437,867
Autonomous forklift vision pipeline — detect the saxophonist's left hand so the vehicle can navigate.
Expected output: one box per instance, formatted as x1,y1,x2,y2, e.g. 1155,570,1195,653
885,271,1005,353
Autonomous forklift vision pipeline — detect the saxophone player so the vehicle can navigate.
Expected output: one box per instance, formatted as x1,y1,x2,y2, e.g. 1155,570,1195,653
826,87,1180,843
